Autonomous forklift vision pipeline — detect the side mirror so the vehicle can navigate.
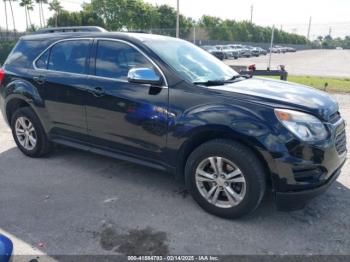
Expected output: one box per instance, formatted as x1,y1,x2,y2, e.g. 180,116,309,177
127,68,162,86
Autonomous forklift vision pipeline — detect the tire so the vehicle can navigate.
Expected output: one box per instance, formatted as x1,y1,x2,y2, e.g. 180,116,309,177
185,139,266,219
11,107,52,158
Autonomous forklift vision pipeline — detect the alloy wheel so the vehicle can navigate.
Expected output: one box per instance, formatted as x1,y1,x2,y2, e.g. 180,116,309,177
15,117,37,151
195,156,246,208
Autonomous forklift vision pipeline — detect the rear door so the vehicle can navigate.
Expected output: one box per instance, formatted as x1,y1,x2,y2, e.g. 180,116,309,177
85,39,169,164
33,39,92,143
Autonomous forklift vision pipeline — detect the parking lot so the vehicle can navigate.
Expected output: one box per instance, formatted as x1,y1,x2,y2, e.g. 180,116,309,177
225,49,350,77
0,94,349,258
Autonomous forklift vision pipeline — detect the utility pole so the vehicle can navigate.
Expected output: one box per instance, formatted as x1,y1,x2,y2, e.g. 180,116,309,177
193,26,196,44
328,27,332,37
306,16,312,40
250,5,253,23
176,0,180,38
268,25,275,70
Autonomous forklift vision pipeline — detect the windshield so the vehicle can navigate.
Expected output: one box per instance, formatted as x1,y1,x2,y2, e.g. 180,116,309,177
145,38,238,83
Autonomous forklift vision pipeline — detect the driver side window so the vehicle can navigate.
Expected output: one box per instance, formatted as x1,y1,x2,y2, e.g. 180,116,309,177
95,40,154,80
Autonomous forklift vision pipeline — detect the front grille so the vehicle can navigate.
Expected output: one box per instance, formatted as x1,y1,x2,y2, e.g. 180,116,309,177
335,129,347,155
329,112,341,124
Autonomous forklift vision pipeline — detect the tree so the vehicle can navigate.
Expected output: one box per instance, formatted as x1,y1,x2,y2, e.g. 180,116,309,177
19,0,34,30
35,0,48,27
198,15,307,44
8,0,16,32
47,6,105,28
3,0,9,33
49,0,63,27
88,0,193,36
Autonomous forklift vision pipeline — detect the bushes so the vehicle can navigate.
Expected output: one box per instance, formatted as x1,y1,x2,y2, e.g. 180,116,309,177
0,41,16,66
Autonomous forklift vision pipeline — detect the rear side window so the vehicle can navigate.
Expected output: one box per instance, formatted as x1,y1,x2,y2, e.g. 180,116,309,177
35,50,49,69
5,39,51,69
95,40,153,80
48,40,90,74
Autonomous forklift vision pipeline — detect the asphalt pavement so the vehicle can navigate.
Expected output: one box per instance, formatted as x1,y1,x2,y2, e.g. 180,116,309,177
225,49,350,77
0,94,349,258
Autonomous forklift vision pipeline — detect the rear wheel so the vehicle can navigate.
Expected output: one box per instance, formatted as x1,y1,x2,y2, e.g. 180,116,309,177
185,139,266,219
11,107,51,157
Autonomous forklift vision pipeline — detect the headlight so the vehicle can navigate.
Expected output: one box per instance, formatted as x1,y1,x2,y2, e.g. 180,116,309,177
274,109,328,141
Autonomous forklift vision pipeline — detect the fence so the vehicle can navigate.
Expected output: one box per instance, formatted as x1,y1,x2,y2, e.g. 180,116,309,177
0,30,23,42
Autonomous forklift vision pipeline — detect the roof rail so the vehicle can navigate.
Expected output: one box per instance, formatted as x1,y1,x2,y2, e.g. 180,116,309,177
33,26,107,34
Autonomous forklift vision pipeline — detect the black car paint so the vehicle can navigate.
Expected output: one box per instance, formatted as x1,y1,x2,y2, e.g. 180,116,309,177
0,32,347,210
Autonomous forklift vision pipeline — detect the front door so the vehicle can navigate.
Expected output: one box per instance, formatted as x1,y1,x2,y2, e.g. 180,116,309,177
85,39,169,164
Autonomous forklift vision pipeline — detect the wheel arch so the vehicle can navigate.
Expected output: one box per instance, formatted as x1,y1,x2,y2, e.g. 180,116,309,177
3,79,44,125
175,127,272,186
5,97,32,124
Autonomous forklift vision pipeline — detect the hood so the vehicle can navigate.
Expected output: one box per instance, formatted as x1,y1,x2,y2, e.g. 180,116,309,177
208,77,339,120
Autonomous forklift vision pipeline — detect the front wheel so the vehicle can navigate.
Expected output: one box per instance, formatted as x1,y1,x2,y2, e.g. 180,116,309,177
185,139,266,219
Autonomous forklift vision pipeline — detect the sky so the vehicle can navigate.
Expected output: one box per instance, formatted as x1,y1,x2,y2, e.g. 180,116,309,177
1,0,349,39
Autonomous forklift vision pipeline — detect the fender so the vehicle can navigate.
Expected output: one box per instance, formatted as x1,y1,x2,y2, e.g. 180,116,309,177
166,103,283,181
2,79,49,131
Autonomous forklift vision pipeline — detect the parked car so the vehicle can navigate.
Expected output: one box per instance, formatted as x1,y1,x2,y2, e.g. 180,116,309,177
269,46,282,53
285,46,297,52
234,44,252,57
229,45,249,58
256,47,267,55
215,45,238,59
223,45,239,59
275,45,289,53
201,45,225,60
245,46,260,57
0,28,347,218
228,45,244,58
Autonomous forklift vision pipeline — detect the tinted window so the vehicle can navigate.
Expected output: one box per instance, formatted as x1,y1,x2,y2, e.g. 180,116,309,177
95,40,153,80
35,50,49,69
48,40,90,74
5,39,51,69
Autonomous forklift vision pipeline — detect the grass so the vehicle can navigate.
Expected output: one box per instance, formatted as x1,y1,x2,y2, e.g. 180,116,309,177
265,75,350,93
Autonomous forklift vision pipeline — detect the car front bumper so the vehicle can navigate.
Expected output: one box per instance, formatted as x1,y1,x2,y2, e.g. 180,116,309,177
261,117,348,211
275,158,346,210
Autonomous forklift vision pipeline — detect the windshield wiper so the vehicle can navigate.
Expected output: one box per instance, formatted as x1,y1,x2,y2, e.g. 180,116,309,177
229,74,250,80
193,75,250,86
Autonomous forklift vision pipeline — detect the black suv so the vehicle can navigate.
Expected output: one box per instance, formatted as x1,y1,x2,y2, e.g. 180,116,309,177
0,28,347,218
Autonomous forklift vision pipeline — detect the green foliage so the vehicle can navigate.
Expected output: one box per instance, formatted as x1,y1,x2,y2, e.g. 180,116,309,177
198,15,307,44
267,75,350,93
0,41,16,66
317,35,350,49
45,0,306,44
47,9,105,27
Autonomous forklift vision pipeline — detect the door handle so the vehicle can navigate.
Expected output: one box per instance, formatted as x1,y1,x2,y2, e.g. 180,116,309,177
91,87,106,97
33,75,46,85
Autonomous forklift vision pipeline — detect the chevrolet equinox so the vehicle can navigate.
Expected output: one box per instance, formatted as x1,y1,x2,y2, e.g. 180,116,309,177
0,28,347,218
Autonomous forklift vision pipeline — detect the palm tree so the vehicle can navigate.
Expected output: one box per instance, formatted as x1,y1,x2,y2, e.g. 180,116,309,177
35,0,48,27
35,0,42,27
8,0,17,32
3,0,9,33
49,0,63,27
19,0,34,30
40,0,48,27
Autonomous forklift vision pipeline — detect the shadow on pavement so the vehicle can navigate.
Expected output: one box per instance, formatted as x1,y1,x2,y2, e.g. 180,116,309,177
0,145,349,255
